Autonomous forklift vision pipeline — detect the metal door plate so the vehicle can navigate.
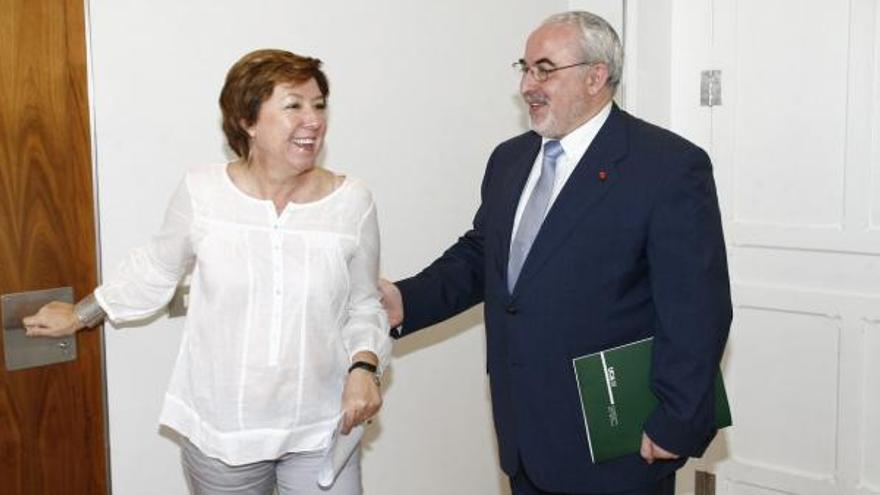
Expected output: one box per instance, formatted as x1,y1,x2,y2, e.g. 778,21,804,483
2,287,77,371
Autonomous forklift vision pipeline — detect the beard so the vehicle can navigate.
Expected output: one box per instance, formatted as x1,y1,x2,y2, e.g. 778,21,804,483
527,97,591,139
529,112,562,138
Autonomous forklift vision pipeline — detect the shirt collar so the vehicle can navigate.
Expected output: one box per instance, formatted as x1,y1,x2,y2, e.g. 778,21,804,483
542,101,613,162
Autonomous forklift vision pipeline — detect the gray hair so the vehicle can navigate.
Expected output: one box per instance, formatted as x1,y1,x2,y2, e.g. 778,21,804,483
542,11,624,89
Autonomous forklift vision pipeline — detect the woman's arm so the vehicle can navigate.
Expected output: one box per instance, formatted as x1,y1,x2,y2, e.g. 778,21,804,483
24,178,196,336
339,198,392,433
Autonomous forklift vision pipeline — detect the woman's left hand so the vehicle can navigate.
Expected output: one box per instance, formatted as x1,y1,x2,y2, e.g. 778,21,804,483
340,365,381,435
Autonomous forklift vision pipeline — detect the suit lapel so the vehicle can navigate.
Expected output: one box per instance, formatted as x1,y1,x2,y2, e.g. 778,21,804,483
511,105,629,297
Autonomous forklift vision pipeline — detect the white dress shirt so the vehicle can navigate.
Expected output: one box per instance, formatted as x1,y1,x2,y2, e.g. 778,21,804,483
511,102,613,239
95,164,391,465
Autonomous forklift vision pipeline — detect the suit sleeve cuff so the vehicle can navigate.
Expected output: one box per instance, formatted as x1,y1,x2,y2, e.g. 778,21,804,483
644,406,716,458
393,277,430,337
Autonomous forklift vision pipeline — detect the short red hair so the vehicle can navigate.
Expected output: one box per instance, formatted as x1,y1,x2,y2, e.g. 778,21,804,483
219,49,329,158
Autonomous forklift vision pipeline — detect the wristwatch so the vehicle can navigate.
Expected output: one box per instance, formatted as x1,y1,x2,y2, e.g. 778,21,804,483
348,361,381,387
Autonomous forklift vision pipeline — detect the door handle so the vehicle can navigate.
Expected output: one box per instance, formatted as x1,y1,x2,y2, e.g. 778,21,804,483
2,287,77,371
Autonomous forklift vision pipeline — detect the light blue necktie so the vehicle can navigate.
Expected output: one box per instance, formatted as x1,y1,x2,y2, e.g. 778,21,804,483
507,140,564,292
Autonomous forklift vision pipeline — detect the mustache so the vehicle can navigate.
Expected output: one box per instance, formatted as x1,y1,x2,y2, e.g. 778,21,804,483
523,91,548,105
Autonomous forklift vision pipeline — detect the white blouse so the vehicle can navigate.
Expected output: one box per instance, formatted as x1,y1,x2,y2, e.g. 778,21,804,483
95,164,391,465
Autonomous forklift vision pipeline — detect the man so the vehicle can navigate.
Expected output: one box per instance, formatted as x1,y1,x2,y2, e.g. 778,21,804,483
380,11,731,495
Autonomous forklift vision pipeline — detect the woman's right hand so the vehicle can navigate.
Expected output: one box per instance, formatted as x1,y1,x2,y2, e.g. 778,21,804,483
22,301,83,337
339,367,382,435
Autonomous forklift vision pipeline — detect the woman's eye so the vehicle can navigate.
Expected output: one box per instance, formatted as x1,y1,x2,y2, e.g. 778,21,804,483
285,103,300,109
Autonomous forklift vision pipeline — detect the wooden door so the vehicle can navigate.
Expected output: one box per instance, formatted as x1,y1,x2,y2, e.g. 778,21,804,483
0,0,107,493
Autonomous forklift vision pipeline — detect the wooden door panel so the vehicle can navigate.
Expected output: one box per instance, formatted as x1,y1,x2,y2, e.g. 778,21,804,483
0,0,107,493
0,385,24,490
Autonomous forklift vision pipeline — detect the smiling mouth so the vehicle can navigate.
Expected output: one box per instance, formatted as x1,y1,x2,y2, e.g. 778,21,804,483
292,137,317,150
524,94,548,111
528,102,548,117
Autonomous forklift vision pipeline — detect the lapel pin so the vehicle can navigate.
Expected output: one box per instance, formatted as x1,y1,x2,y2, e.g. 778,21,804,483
598,170,608,181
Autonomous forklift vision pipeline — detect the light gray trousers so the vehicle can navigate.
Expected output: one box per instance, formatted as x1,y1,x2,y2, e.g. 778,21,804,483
181,439,361,495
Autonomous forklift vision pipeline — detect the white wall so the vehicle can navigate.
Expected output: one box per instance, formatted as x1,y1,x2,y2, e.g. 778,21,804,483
624,0,673,128
88,1,566,494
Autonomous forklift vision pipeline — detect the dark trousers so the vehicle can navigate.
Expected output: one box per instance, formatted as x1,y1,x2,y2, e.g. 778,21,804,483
509,468,676,495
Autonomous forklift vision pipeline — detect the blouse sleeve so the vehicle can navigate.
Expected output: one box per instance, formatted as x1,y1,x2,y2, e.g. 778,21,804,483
94,178,195,323
341,200,392,372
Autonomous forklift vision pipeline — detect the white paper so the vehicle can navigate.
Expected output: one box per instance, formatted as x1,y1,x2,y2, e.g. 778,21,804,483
317,416,364,488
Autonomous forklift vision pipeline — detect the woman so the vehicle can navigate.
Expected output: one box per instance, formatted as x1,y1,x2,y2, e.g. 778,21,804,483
23,49,390,495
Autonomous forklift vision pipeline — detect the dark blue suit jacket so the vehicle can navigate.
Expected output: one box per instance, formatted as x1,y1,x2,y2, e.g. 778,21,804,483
396,104,732,493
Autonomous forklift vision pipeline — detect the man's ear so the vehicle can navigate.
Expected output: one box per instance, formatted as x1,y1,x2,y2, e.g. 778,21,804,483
586,63,611,96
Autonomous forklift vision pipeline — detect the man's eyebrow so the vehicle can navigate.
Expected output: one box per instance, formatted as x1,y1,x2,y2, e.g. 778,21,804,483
518,57,556,66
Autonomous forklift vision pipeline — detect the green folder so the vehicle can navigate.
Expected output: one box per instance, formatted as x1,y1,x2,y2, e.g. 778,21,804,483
572,337,732,463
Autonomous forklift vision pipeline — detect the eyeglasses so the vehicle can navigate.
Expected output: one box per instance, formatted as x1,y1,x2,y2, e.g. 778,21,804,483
512,59,595,82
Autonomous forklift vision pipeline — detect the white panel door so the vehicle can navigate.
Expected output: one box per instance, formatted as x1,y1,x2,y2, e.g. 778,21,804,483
671,0,880,494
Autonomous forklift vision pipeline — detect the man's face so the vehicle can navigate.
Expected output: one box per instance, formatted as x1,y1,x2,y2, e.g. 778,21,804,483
519,22,601,138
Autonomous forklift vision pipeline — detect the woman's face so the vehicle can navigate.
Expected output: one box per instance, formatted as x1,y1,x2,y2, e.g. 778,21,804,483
245,78,327,174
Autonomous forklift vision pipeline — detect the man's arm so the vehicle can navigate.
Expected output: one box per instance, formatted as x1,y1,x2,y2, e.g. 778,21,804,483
643,146,733,458
393,224,486,336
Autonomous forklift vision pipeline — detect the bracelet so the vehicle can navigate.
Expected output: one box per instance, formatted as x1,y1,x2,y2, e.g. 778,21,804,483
73,293,106,328
348,361,381,387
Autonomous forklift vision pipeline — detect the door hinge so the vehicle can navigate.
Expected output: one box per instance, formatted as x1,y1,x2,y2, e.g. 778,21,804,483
700,70,722,107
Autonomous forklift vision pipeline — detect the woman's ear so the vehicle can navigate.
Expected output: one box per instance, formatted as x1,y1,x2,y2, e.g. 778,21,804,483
240,118,256,139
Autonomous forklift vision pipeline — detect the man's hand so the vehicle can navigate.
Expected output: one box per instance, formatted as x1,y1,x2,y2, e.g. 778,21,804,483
22,301,83,338
640,432,680,464
378,278,403,328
